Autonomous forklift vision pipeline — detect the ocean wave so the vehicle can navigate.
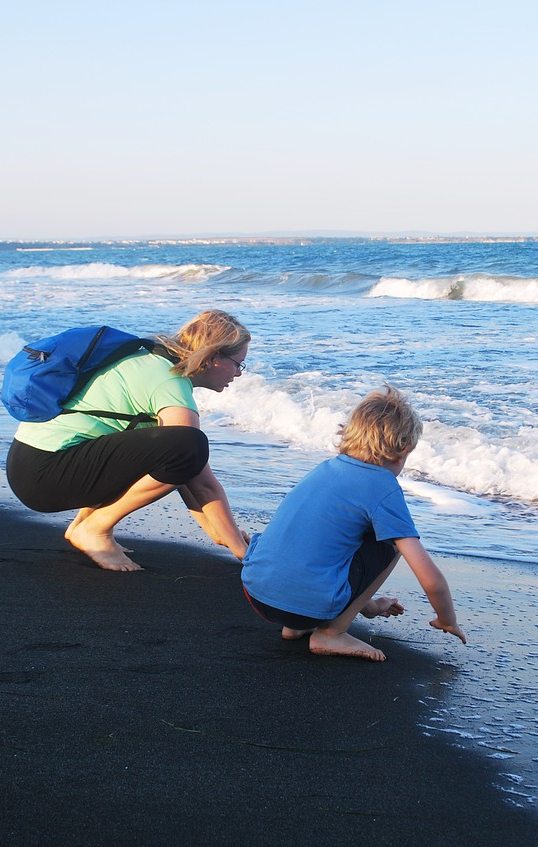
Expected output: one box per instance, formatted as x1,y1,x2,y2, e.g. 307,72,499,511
275,270,373,292
197,373,538,505
197,373,343,452
1,262,229,282
203,268,375,293
0,337,535,506
411,421,538,502
4,262,538,302
0,263,374,293
16,247,94,252
368,275,538,303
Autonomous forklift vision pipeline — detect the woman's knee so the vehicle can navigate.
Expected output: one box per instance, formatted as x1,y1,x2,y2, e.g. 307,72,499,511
152,426,209,484
179,427,209,475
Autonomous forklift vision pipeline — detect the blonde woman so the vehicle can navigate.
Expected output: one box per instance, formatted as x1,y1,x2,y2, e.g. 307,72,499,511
6,310,250,571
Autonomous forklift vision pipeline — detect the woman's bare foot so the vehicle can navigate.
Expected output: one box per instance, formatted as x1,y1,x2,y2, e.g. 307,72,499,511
65,508,95,542
65,509,133,553
281,626,315,640
309,630,386,661
67,521,142,571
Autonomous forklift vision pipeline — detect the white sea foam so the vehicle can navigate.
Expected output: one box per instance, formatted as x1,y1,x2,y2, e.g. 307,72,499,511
400,479,489,515
16,247,93,252
0,348,534,504
369,277,454,299
411,421,538,503
464,276,538,302
197,373,343,452
0,331,26,365
197,373,538,505
1,263,229,282
368,275,538,303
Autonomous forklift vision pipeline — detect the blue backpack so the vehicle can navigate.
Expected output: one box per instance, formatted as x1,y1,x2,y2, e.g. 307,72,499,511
1,325,172,428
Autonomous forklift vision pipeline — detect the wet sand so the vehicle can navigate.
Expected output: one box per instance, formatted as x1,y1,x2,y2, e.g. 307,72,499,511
0,503,537,847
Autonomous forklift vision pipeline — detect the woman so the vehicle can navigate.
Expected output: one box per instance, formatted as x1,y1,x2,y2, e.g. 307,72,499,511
6,310,250,571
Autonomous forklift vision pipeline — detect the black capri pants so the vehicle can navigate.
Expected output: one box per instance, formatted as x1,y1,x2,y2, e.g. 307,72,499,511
6,426,209,513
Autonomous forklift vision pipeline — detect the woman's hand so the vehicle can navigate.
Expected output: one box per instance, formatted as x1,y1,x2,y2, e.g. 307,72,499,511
182,466,249,560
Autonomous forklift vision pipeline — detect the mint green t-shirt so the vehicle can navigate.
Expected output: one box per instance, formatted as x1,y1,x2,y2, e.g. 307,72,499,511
14,351,199,452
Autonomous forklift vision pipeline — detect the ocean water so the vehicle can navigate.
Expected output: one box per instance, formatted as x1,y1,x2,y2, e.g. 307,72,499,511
0,237,536,564
1,237,537,808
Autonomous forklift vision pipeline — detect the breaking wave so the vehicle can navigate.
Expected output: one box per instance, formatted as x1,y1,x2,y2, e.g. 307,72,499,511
197,374,538,505
3,262,538,303
368,275,538,303
2,262,229,282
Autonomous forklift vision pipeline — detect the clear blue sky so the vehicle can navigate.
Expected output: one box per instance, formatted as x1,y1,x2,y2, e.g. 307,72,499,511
1,0,537,238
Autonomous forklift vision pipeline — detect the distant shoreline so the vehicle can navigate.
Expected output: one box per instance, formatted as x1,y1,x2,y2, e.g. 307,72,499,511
3,234,538,246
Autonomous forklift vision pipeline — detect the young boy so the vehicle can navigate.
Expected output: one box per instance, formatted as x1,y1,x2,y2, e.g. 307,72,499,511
241,385,466,660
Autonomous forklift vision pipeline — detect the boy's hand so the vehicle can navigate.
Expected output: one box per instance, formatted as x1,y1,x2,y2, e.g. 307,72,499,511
374,597,405,618
429,617,467,644
360,597,404,619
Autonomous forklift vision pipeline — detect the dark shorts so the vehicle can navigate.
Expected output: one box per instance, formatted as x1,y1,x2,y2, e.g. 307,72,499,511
243,537,397,628
6,426,209,512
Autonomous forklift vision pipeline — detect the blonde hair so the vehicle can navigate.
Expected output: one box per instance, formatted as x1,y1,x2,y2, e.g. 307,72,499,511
158,310,251,377
338,385,423,464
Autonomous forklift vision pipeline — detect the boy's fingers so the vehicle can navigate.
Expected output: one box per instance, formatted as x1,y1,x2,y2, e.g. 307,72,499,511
449,625,466,644
430,619,467,644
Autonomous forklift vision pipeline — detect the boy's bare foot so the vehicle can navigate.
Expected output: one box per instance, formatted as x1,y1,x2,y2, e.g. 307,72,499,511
67,522,142,571
281,626,315,640
309,630,386,661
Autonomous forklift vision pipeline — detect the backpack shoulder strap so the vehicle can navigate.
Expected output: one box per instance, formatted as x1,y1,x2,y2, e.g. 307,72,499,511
61,408,156,430
61,337,180,429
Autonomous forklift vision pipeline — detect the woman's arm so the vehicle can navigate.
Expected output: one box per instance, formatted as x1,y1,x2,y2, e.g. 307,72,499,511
395,537,466,643
158,406,248,559
177,483,222,542
177,484,250,547
180,464,248,559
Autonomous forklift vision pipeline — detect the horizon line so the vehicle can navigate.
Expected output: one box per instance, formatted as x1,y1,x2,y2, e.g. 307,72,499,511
2,229,538,243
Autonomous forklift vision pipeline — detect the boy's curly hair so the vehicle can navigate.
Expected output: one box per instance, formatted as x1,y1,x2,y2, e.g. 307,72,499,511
338,385,423,464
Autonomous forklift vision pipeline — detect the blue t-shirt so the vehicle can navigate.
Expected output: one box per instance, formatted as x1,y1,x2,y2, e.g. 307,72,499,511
241,454,419,619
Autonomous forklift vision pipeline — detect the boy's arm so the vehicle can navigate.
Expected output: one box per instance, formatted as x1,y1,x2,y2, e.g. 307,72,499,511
395,537,466,644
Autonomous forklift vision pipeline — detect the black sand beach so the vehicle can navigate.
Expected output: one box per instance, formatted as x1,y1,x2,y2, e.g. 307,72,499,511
1,507,536,847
